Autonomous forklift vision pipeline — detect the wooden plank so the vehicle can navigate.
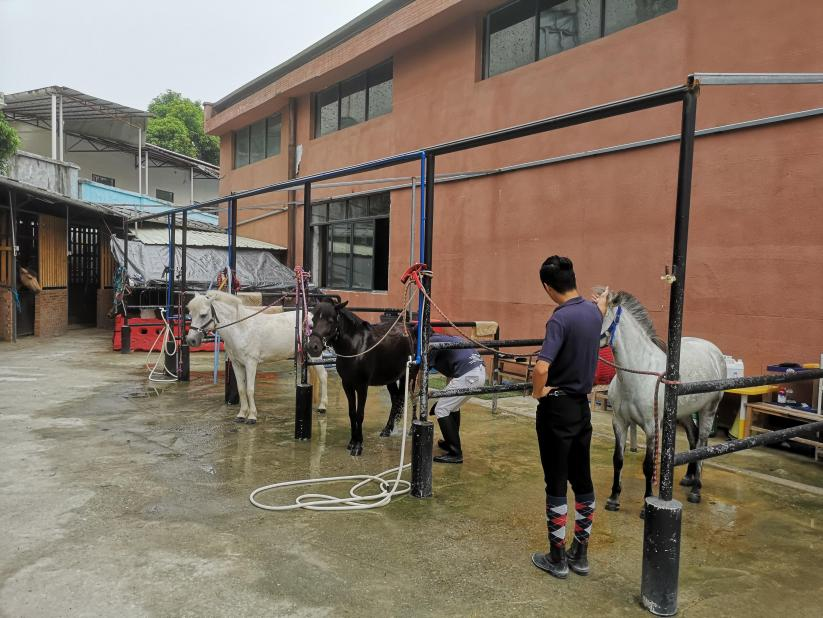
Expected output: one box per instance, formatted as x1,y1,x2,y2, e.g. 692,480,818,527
38,214,68,288
748,402,821,422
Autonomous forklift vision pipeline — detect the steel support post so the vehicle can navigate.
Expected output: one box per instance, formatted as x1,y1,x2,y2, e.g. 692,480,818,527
224,198,239,405
163,213,177,378
179,211,190,381
120,218,131,353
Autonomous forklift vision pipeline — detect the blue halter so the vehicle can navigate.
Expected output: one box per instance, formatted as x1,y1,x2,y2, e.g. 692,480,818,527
606,305,623,347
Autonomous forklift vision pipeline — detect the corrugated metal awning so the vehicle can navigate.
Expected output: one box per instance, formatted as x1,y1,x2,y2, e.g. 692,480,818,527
131,227,285,250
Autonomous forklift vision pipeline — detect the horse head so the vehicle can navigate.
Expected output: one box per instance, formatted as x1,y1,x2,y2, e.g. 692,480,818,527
594,287,666,351
306,300,348,357
186,293,216,347
593,286,620,348
18,266,42,294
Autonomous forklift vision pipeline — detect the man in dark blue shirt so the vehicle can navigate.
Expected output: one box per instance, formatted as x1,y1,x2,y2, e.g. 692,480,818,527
428,333,486,464
530,255,605,580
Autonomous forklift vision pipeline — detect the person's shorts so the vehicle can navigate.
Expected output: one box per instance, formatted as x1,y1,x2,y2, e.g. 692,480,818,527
433,365,486,418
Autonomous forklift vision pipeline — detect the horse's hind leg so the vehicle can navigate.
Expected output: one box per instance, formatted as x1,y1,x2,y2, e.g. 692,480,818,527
232,362,249,422
689,399,720,504
244,360,259,424
605,416,628,512
679,417,699,487
640,417,657,519
380,381,402,437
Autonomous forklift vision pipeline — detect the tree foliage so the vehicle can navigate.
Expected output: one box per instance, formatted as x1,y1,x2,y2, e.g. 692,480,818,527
0,111,21,173
146,91,219,164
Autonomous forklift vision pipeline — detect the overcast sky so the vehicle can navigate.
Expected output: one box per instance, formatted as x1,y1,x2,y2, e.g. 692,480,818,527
0,0,382,110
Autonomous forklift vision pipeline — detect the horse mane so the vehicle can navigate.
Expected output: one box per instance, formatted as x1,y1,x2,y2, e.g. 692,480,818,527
611,289,667,351
337,305,372,331
205,289,244,306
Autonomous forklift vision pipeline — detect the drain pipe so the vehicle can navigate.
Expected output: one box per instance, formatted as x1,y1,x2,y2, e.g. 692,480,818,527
287,98,298,269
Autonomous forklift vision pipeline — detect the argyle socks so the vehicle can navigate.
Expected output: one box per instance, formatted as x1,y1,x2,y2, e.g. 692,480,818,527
546,495,567,548
574,493,595,545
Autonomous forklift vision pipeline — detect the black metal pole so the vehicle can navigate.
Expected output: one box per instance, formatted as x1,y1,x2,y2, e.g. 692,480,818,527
164,213,177,378
294,182,313,439
224,197,239,405
641,86,698,617
120,217,131,354
179,211,190,381
8,190,17,343
412,153,436,499
676,368,823,396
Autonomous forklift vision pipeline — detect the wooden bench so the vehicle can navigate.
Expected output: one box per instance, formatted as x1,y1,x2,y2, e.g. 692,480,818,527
746,401,823,461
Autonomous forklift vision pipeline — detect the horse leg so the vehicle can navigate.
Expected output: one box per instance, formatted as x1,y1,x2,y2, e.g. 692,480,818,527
640,418,657,519
380,381,401,437
350,382,368,456
232,362,249,422
689,400,719,504
316,364,328,412
605,416,628,512
679,417,699,487
343,382,357,452
244,360,259,424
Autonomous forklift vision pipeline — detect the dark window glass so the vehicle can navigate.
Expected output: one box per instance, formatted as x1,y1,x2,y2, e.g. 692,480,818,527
310,192,390,291
266,114,282,157
340,73,367,129
604,0,676,35
328,224,352,289
369,193,390,216
234,126,249,168
311,203,328,223
485,0,676,77
349,197,368,218
487,0,537,77
328,201,346,220
92,173,115,187
249,119,266,164
156,189,174,203
316,85,339,137
367,61,393,119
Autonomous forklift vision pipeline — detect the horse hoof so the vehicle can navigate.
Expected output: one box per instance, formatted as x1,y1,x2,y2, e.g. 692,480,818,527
350,444,363,456
679,475,695,487
379,428,392,438
687,492,701,504
604,500,620,512
245,418,257,425
234,416,245,423
639,507,646,520
318,408,327,415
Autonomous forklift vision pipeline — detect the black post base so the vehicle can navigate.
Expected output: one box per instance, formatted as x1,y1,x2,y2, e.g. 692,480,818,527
295,383,313,440
178,344,190,382
410,419,434,498
120,324,131,354
224,360,239,405
641,496,683,616
164,336,177,379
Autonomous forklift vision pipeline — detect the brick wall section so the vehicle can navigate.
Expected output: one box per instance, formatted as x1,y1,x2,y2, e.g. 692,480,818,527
97,289,114,330
0,289,12,341
35,288,68,337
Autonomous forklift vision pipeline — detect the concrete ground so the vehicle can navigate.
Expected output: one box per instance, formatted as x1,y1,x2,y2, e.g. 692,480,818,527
1,329,822,617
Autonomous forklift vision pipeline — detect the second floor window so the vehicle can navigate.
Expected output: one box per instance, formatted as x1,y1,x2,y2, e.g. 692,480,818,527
234,113,282,168
314,60,393,137
156,189,174,203
485,0,677,78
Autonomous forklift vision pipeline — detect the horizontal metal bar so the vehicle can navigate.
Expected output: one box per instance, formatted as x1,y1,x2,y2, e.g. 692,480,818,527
692,72,823,86
676,369,823,396
428,338,543,350
304,358,337,367
428,382,531,399
674,420,823,466
428,84,689,157
127,150,425,222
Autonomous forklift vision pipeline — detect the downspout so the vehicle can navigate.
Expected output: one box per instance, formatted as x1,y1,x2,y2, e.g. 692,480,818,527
9,190,17,343
287,97,297,268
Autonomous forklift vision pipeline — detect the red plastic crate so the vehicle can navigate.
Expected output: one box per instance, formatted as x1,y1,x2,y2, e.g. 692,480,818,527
112,315,223,352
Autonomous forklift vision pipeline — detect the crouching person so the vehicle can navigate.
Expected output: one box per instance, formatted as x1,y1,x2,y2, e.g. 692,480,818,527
428,333,486,464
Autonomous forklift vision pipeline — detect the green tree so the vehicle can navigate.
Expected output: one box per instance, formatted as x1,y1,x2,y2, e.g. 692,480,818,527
0,111,21,173
146,91,219,164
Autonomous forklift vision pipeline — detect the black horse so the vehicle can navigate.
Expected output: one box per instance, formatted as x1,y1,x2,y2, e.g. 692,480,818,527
305,301,417,456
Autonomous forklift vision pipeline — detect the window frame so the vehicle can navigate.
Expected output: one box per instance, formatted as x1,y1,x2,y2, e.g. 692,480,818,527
309,193,391,291
233,112,283,169
313,59,393,138
156,188,174,203
91,173,115,187
483,0,676,78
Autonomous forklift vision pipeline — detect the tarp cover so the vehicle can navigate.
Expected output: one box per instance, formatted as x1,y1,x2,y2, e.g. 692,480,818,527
111,236,298,291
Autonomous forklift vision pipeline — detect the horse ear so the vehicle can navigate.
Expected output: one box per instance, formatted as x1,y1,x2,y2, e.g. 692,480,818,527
335,301,349,311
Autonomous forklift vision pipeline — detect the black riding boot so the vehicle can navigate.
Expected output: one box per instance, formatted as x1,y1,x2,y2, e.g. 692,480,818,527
531,544,569,579
433,414,463,464
438,409,460,450
566,539,590,576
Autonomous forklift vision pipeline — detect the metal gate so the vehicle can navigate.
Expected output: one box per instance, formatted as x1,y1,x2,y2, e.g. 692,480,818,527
68,225,99,325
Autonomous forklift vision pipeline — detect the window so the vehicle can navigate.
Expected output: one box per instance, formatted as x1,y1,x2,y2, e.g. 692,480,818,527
156,189,174,203
310,193,390,291
313,60,393,137
234,113,282,168
92,174,115,187
484,0,677,78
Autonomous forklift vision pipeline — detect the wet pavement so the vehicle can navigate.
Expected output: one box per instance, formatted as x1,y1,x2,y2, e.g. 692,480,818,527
1,329,821,617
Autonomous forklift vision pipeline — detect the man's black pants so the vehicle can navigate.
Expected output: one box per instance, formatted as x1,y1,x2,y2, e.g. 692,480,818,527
536,392,594,498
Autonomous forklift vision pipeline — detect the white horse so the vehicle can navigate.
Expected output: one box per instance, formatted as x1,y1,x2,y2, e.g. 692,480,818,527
598,289,725,512
185,290,328,424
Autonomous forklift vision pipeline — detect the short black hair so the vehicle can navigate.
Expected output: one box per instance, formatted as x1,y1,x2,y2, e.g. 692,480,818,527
539,255,577,293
